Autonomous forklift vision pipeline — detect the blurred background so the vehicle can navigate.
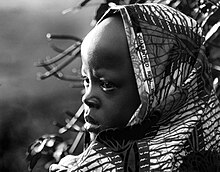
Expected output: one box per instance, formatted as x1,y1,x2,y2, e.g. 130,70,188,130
1,0,219,171
0,0,99,171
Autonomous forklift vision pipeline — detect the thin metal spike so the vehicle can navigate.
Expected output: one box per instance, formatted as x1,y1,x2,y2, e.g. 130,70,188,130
35,43,81,66
59,105,84,134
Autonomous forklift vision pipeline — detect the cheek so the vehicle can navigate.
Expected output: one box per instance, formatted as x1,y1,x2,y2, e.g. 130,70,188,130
118,87,140,120
101,92,139,127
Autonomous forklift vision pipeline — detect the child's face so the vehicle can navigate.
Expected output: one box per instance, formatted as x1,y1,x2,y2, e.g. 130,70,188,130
81,16,140,134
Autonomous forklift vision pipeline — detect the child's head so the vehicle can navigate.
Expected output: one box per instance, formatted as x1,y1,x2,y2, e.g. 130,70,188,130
81,15,141,134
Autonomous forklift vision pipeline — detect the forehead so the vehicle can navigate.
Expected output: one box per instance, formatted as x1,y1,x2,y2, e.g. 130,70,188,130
81,16,130,71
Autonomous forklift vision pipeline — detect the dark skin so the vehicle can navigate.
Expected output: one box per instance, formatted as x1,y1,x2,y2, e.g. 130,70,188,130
81,15,141,137
209,38,220,67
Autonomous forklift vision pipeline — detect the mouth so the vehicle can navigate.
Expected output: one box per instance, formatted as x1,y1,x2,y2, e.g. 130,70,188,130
84,122,101,133
84,110,101,133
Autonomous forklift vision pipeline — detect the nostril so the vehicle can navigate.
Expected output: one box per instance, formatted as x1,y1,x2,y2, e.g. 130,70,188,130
84,98,100,109
85,99,94,107
84,115,99,125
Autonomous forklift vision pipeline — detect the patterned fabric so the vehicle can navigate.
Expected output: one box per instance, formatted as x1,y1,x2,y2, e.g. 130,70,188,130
49,3,220,172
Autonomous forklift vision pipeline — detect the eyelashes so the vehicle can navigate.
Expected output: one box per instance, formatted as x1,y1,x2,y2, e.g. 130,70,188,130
82,76,117,92
82,76,89,87
99,79,117,92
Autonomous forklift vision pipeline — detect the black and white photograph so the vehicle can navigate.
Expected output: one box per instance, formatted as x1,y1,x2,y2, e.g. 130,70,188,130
0,1,220,172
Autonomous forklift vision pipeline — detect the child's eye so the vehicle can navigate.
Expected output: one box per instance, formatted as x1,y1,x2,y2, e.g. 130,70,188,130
100,79,117,92
82,76,89,87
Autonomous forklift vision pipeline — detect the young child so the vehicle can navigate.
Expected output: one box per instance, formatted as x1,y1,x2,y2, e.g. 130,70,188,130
81,11,140,139
50,3,220,171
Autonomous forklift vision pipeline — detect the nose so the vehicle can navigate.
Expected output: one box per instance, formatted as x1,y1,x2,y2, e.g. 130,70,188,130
82,89,100,109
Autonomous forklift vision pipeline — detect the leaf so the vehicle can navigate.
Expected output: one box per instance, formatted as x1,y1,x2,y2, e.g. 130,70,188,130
26,134,64,171
27,153,42,172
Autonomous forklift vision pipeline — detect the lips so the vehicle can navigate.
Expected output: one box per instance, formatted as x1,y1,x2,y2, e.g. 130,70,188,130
83,106,102,133
84,113,101,133
84,122,101,133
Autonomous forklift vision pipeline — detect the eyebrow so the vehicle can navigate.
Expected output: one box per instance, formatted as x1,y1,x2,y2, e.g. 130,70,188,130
93,69,121,84
81,68,104,81
92,69,103,78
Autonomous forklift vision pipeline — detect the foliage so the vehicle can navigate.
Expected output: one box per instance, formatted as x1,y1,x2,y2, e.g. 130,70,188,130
26,105,85,171
26,135,64,172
